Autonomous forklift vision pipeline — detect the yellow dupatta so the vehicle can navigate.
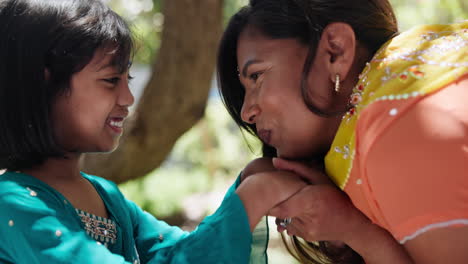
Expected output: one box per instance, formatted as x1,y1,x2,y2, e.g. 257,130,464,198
324,21,468,190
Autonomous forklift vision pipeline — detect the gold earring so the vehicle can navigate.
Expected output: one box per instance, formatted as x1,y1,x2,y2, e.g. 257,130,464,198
335,74,341,93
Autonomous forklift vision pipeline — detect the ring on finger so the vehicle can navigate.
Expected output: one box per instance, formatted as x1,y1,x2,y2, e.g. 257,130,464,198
279,217,292,228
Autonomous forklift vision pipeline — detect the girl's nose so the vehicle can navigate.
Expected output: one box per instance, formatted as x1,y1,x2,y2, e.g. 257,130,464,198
118,82,134,107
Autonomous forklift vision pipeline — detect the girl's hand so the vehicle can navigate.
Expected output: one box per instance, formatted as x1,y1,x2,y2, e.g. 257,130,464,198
240,157,275,182
272,157,333,185
236,168,307,231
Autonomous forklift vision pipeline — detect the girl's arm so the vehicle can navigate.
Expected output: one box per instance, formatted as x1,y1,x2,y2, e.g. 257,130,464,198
236,168,308,231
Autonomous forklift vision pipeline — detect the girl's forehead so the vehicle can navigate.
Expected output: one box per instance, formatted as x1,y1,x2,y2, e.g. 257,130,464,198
87,49,130,74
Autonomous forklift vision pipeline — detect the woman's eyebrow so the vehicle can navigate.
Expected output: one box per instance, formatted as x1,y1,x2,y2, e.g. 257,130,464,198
241,59,262,78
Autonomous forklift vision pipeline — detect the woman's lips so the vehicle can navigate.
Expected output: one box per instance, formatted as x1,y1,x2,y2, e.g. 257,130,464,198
257,129,271,144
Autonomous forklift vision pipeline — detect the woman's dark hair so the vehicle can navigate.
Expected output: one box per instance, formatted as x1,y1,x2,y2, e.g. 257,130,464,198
0,0,134,171
217,0,398,263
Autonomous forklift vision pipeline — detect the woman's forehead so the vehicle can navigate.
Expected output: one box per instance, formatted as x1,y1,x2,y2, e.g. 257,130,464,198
237,31,306,65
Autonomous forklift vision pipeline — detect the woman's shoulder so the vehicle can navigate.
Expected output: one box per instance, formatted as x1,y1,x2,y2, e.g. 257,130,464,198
357,73,468,153
385,20,467,50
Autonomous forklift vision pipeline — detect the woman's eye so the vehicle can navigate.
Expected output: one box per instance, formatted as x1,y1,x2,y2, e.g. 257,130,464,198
249,71,262,82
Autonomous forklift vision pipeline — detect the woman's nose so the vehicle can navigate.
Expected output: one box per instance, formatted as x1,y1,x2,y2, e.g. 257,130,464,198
241,101,260,124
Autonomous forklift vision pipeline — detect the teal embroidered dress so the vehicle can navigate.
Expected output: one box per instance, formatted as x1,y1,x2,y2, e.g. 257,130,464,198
0,171,268,264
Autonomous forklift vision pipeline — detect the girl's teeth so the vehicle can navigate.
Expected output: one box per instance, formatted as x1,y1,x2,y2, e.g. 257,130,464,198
110,120,123,128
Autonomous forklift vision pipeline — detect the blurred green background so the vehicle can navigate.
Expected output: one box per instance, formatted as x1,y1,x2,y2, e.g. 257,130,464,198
104,0,466,263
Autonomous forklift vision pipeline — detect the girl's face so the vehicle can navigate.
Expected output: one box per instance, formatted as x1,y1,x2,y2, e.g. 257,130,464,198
52,49,134,154
236,28,340,160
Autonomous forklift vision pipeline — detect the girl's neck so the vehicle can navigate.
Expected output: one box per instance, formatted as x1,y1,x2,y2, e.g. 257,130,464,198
21,153,83,184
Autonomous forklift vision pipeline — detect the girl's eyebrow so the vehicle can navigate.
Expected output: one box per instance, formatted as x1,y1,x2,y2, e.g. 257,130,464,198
97,63,115,72
241,59,262,78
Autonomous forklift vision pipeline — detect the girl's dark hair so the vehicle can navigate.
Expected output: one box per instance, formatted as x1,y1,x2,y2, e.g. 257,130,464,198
217,0,398,263
0,0,134,171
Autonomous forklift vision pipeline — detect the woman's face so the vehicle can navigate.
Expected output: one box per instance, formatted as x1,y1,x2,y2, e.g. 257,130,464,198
237,28,340,159
52,49,134,154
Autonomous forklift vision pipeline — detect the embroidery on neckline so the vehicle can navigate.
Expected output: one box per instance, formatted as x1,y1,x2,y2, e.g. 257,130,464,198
75,208,117,247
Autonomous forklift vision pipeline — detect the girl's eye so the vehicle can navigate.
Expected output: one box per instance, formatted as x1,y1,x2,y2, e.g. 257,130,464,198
104,77,120,85
104,75,134,85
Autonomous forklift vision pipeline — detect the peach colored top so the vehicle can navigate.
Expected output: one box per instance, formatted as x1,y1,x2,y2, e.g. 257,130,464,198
325,21,468,243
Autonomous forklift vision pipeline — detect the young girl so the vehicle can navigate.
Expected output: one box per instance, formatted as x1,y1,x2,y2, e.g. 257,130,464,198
0,0,306,263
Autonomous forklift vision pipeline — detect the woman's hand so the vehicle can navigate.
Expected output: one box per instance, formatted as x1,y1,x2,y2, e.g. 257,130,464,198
270,180,363,243
269,158,359,241
269,158,413,264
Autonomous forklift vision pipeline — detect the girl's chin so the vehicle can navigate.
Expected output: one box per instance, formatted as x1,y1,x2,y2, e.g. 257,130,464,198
89,141,120,154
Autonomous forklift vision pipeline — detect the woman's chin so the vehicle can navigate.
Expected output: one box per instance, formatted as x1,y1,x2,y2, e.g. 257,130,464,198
277,149,322,162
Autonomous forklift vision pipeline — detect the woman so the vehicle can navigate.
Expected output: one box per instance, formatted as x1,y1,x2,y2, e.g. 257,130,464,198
218,0,468,263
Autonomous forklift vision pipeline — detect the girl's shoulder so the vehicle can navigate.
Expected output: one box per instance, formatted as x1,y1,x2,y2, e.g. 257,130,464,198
0,171,125,213
80,172,121,193
0,171,70,213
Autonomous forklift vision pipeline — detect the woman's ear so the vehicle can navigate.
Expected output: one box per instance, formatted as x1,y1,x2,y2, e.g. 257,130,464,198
44,68,51,81
317,22,357,83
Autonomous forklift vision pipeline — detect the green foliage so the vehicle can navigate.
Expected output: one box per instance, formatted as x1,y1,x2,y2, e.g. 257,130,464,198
391,0,468,30
223,0,249,25
106,0,163,64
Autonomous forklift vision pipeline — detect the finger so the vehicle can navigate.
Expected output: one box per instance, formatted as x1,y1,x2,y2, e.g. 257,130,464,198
275,218,285,230
284,218,301,237
272,158,330,185
280,216,317,241
275,218,287,233
268,185,316,219
275,218,284,232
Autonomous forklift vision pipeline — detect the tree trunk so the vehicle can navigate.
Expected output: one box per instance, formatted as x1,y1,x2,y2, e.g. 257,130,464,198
82,0,224,183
